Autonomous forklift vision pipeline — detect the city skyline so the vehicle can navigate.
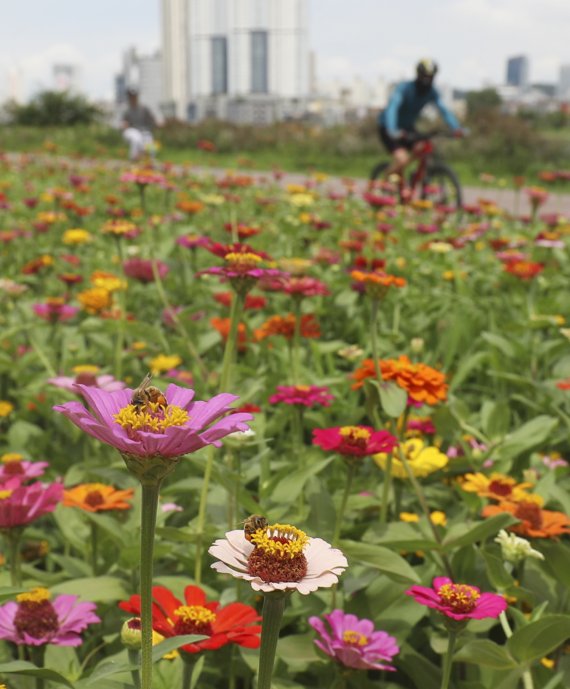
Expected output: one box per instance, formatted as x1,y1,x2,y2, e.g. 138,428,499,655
1,0,570,101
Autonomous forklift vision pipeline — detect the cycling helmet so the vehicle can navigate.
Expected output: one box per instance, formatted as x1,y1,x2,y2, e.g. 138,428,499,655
416,59,438,79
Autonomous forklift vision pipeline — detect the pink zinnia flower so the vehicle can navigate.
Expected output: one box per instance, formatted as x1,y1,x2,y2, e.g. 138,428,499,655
363,192,397,208
33,300,79,323
275,276,330,298
0,454,48,483
0,481,63,529
269,385,334,408
176,233,210,250
49,371,126,393
0,588,99,646
53,384,252,459
313,426,397,457
406,577,507,621
309,609,399,671
123,258,169,283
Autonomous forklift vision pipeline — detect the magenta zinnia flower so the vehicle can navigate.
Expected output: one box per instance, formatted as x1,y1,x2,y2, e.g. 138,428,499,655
33,300,79,323
313,426,397,457
0,587,99,646
0,454,49,483
123,258,169,283
0,481,63,528
53,383,252,459
49,369,126,393
269,385,334,408
309,609,399,671
406,577,507,621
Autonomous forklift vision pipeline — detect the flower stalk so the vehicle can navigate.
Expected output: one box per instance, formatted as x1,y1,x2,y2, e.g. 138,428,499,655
257,592,288,689
440,631,457,689
6,528,23,588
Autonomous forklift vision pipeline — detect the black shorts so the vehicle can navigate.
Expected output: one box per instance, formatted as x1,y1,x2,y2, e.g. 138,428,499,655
378,126,415,153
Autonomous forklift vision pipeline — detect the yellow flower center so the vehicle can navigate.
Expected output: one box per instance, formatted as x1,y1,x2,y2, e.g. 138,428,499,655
72,365,100,375
17,587,51,604
114,403,189,434
1,452,23,463
249,523,308,559
343,630,368,646
340,426,371,441
174,605,216,625
0,490,13,500
437,583,480,613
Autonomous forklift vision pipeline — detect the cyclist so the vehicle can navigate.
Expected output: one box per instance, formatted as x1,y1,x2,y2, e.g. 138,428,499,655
378,59,463,188
121,88,157,162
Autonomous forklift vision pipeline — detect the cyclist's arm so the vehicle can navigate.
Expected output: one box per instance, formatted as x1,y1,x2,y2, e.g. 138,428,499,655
432,89,461,131
383,83,406,137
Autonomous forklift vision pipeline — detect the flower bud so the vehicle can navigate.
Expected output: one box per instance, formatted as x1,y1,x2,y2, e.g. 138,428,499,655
121,618,142,649
494,529,544,565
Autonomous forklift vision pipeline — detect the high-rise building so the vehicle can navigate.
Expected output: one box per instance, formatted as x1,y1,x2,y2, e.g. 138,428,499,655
506,55,529,88
161,0,309,122
558,64,570,100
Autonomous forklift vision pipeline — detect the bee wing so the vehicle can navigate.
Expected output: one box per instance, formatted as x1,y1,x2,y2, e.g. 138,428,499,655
137,372,152,392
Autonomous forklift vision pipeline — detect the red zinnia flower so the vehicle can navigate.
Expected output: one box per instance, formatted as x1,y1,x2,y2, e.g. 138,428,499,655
312,426,397,457
255,314,320,341
119,585,261,653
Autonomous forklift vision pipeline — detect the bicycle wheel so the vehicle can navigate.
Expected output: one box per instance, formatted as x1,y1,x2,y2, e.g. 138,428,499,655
369,161,390,182
422,163,462,209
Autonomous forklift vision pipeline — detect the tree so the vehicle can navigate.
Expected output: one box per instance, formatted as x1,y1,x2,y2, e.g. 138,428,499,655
465,88,502,117
6,91,102,126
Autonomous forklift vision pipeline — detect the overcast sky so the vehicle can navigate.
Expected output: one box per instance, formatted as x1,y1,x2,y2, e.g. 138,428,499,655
1,0,569,101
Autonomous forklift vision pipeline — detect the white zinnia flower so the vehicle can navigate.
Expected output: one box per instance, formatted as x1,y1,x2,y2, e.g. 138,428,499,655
494,529,544,564
209,524,348,595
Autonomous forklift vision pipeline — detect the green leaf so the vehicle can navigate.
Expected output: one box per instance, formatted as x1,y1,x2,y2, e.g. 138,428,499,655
398,642,441,689
498,416,558,461
507,615,570,664
538,541,570,589
340,540,420,584
453,640,517,669
0,661,75,688
449,351,488,392
0,587,23,602
51,576,129,603
189,655,205,689
370,521,439,552
481,548,515,590
151,634,208,662
379,381,408,418
441,513,518,553
271,457,334,504
481,400,511,440
277,633,320,667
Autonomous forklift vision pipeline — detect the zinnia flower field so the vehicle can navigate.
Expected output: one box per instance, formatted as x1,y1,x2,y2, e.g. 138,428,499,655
0,151,569,689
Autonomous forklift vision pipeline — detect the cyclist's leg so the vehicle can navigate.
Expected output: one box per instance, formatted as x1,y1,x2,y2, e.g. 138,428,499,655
123,127,144,161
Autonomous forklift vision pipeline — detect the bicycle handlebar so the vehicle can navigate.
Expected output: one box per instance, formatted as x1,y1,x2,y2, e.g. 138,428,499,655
405,128,469,142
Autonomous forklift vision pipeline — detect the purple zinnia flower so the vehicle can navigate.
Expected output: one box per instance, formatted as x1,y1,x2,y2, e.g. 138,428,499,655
269,385,334,408
49,369,126,393
53,383,252,459
0,588,99,646
123,258,169,283
309,609,399,671
0,481,63,529
33,300,79,323
0,454,49,483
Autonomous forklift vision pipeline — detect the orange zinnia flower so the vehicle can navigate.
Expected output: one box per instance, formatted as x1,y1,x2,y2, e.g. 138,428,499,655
460,472,539,504
350,271,406,299
352,355,447,406
63,483,135,512
482,501,570,539
211,317,248,351
254,314,321,341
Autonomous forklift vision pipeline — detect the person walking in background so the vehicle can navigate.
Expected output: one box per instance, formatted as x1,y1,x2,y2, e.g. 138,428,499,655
378,59,463,187
121,88,157,162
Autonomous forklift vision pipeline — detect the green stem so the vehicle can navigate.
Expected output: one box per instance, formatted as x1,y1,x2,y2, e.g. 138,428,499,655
440,632,457,689
128,649,141,689
500,612,534,689
219,291,244,391
379,453,393,524
395,442,454,579
194,445,215,584
90,521,98,576
31,644,45,689
7,528,23,588
257,593,287,689
292,297,302,384
139,480,162,689
114,238,126,381
181,655,195,689
150,258,208,384
333,462,356,547
370,299,383,383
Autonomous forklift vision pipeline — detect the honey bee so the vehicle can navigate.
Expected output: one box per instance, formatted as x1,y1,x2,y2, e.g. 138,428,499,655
243,515,268,542
131,373,167,411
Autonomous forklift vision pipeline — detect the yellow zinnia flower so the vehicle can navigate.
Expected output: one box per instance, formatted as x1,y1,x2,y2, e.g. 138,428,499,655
78,287,112,314
149,354,182,375
0,401,14,418
63,229,92,245
374,439,448,478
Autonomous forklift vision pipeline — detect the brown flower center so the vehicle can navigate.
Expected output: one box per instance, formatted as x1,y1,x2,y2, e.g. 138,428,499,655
247,523,309,583
84,490,105,508
437,583,480,614
14,589,58,640
172,605,215,636
515,501,543,530
3,461,24,476
339,426,371,450
488,479,513,498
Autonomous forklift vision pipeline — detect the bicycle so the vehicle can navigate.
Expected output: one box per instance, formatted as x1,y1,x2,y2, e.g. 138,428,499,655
369,129,464,209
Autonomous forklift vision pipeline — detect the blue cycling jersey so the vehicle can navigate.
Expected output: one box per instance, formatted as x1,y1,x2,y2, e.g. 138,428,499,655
379,81,460,137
